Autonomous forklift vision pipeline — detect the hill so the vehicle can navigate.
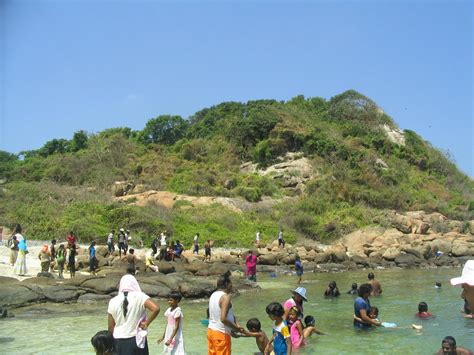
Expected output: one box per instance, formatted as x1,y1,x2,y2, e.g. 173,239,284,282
0,90,472,247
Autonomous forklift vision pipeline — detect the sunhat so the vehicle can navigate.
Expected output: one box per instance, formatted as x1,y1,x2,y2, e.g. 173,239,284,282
120,228,125,232
291,287,308,301
450,260,474,286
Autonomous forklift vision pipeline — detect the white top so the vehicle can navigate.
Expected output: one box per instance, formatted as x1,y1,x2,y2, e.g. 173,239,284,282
15,233,24,242
163,306,185,354
107,233,113,243
160,234,167,246
208,290,234,334
193,235,199,244
256,232,260,241
108,291,150,338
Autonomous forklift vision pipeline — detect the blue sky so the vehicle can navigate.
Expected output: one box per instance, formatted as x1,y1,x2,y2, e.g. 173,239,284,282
1,0,472,176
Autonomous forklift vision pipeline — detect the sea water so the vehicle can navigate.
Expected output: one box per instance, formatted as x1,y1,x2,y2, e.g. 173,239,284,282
0,267,473,354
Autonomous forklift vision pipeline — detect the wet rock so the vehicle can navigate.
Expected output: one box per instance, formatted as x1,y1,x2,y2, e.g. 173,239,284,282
81,276,121,294
77,293,112,303
394,253,423,267
0,285,44,307
42,285,84,302
140,283,172,297
157,262,176,274
258,253,278,265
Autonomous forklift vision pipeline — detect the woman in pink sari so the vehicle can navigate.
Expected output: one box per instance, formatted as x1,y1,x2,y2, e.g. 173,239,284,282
245,250,257,282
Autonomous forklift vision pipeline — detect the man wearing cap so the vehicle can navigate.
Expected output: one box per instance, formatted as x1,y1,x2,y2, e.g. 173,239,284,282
451,260,474,320
283,287,307,326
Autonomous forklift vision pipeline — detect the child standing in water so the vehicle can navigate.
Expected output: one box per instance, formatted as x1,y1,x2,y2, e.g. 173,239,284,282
243,318,271,354
288,306,305,349
157,292,185,354
415,302,433,319
265,302,292,355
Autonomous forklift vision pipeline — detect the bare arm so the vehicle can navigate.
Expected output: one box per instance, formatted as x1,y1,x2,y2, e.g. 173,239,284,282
359,309,381,326
294,321,304,348
286,336,292,354
220,293,244,333
108,313,115,333
141,298,160,329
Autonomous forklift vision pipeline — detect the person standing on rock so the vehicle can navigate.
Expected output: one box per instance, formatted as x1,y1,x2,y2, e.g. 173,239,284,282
368,272,382,296
89,241,97,276
204,239,212,262
56,244,66,279
193,233,199,255
108,274,160,355
124,249,140,275
208,271,245,354
118,228,127,257
68,242,78,278
49,239,57,272
245,250,258,282
278,229,285,248
159,232,168,261
8,235,19,266
107,230,115,254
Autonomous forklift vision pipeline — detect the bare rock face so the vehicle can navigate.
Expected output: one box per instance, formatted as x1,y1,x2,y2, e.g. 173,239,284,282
112,181,135,197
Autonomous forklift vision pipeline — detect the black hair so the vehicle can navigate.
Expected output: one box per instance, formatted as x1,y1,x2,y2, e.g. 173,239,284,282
329,281,337,288
91,330,115,355
169,292,182,302
289,306,301,317
206,308,210,319
266,302,284,317
13,224,22,234
369,306,379,316
51,239,57,244
442,336,456,347
126,266,135,275
418,301,428,313
217,271,232,289
368,272,375,280
129,248,134,254
122,291,129,317
295,255,300,261
246,318,261,332
351,283,358,289
304,315,315,327
436,282,442,287
358,283,373,297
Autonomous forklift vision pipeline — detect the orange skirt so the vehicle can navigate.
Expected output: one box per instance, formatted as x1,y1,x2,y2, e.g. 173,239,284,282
207,328,231,355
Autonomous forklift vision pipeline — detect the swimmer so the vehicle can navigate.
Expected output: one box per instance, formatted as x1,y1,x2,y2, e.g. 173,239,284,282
415,301,433,319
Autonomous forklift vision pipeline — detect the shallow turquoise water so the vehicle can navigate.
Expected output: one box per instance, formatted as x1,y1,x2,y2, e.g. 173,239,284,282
0,267,473,354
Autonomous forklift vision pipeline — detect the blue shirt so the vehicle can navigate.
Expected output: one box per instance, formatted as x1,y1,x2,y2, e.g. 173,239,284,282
354,296,371,329
89,245,96,258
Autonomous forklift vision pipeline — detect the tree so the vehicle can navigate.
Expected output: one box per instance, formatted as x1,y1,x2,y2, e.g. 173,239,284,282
69,130,89,152
140,115,188,145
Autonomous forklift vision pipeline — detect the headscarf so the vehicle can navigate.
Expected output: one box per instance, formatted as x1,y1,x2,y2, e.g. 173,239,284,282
18,239,27,251
118,274,142,293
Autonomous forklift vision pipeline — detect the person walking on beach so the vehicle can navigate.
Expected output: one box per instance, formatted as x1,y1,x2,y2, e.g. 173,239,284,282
208,271,245,354
68,243,78,278
56,244,66,279
14,238,28,276
108,274,160,355
8,235,19,266
38,244,51,272
368,272,382,296
245,250,258,282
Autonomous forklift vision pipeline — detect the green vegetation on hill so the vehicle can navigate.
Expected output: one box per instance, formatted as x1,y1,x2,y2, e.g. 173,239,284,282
0,90,472,246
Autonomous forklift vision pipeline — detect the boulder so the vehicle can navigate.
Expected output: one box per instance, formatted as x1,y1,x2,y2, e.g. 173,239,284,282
81,276,121,294
0,276,20,285
183,262,208,274
382,247,401,261
327,245,347,262
157,262,176,274
342,227,384,256
0,285,44,307
313,253,331,264
468,220,474,235
96,246,109,258
400,246,425,260
140,283,172,297
451,241,474,257
42,285,83,302
221,255,239,265
281,254,297,265
394,253,423,267
258,253,278,265
429,239,452,254
179,282,213,298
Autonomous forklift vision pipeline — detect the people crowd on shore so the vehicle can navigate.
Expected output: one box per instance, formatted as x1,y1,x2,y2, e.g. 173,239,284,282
3,224,473,354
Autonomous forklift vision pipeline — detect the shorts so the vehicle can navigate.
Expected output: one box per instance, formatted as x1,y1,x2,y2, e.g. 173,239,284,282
207,328,231,355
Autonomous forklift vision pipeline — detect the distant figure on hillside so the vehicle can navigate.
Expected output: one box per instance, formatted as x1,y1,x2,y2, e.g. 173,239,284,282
193,233,200,254
278,229,285,248
368,272,382,296
435,336,473,355
107,230,115,253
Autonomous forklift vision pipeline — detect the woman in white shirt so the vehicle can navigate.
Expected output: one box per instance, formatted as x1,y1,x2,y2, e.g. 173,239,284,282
108,274,160,354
